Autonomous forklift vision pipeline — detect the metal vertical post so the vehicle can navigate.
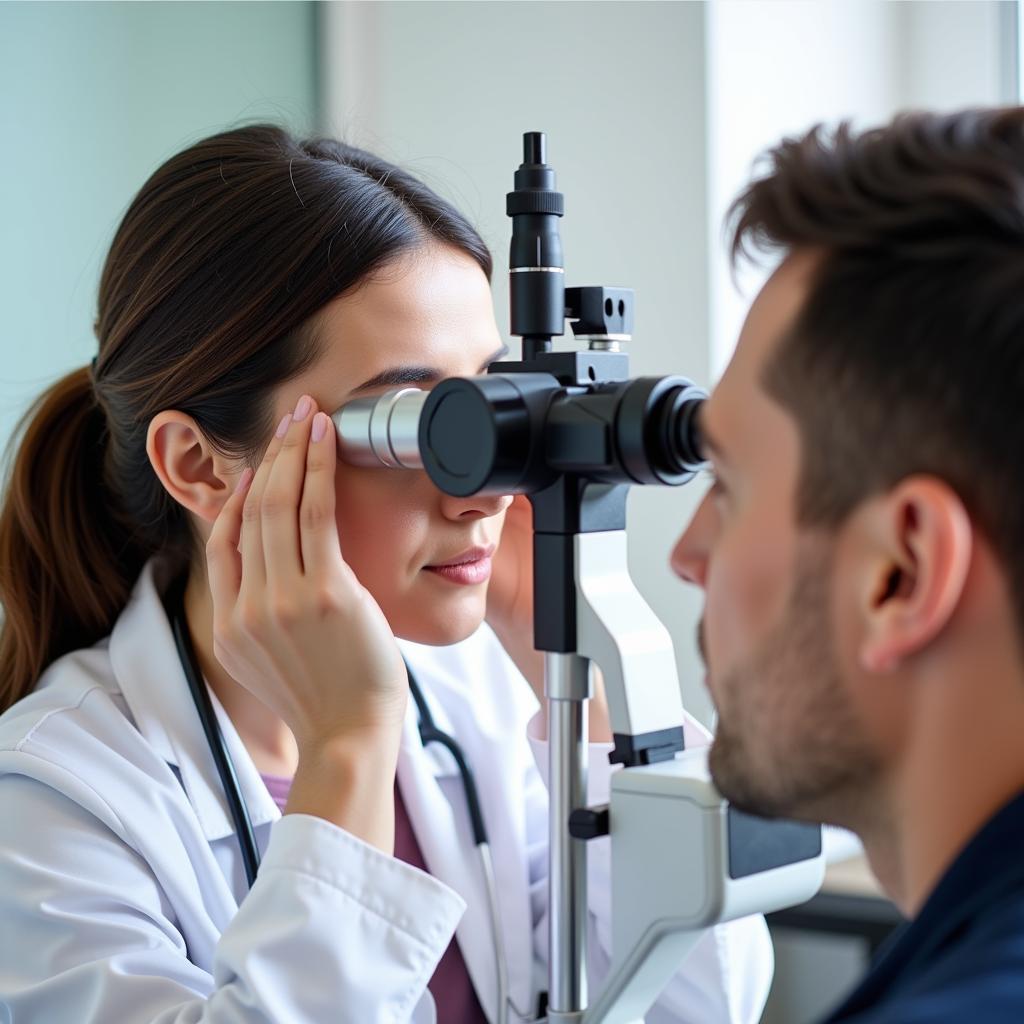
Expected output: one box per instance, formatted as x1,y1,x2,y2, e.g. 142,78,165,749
546,652,590,1021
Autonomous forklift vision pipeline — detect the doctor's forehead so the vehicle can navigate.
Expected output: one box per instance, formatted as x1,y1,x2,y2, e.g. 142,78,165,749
309,245,504,399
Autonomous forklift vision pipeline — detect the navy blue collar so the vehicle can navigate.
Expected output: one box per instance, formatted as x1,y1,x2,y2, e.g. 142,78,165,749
827,788,1024,1020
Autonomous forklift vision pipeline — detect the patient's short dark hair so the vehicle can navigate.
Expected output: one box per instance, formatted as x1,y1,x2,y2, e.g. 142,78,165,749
730,107,1024,638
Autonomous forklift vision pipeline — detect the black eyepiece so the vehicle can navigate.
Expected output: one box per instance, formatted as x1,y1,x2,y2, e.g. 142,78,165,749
651,383,708,478
669,394,706,470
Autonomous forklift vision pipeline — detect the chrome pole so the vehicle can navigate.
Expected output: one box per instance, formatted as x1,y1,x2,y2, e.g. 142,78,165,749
546,652,590,1021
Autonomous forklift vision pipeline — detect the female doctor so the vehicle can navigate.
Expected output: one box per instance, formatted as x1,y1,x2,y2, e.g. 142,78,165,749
0,125,772,1023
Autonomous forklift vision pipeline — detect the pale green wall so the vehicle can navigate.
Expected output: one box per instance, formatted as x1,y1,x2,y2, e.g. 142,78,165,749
0,1,317,450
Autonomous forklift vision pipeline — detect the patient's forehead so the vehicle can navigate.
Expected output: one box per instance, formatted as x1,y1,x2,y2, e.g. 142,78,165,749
703,251,818,476
732,250,819,386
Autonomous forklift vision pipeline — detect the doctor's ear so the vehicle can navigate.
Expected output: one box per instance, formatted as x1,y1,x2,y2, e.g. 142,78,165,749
146,411,241,524
854,476,973,674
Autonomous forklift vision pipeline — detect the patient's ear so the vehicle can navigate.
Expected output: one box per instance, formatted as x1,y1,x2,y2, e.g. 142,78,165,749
146,411,239,524
857,476,973,674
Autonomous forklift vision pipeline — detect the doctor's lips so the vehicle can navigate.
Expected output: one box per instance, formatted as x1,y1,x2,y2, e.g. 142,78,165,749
423,544,496,586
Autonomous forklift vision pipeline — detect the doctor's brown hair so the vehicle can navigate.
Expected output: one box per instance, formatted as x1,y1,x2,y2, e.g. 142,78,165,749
0,124,491,713
729,106,1024,642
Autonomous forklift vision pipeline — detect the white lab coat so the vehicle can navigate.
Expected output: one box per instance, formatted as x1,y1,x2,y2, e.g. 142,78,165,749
0,560,773,1023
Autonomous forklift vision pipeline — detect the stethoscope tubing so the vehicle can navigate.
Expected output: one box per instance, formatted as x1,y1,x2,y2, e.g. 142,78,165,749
169,576,262,887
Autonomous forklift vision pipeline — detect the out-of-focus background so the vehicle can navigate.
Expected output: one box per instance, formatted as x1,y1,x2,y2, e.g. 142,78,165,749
1,3,1019,1020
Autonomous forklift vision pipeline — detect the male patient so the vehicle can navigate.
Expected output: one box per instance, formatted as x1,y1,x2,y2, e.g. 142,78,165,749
671,106,1024,1022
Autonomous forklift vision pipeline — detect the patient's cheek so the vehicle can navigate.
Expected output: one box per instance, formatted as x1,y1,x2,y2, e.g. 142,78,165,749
707,516,794,667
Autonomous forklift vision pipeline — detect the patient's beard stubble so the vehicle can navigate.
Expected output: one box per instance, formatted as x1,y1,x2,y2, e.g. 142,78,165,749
707,542,883,826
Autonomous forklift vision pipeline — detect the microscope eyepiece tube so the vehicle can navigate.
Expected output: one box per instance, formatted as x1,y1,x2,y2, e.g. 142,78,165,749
334,376,710,491
660,386,708,475
332,387,427,469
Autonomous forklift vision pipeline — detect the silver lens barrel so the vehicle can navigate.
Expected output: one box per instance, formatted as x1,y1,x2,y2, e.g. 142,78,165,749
331,386,427,469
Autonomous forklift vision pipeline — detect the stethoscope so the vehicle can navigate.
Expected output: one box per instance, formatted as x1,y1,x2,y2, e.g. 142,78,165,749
166,575,541,1023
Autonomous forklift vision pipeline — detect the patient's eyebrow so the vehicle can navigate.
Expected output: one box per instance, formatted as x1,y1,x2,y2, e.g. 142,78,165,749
348,344,509,395
696,405,730,466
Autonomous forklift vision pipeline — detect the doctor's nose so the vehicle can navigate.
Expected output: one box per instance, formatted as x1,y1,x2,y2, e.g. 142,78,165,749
439,490,513,522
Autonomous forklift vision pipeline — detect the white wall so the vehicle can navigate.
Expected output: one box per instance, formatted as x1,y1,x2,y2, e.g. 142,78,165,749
706,0,901,377
0,2,317,453
707,0,1015,378
321,0,718,724
898,0,1016,111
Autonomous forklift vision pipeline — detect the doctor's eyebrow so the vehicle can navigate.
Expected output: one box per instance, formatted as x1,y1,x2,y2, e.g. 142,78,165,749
348,344,510,396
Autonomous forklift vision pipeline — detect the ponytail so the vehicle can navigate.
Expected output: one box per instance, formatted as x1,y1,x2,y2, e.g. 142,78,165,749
0,367,152,713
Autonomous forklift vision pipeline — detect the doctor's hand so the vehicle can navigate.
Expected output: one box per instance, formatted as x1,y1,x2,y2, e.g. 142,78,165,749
205,395,408,850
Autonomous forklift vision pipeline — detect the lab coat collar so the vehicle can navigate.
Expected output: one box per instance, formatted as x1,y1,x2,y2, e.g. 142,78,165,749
396,714,501,1022
398,648,500,1014
396,647,465,781
109,560,279,842
395,634,536,1019
395,638,536,1022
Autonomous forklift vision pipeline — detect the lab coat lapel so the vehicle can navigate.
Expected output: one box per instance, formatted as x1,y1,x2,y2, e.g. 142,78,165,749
396,712,500,1023
111,560,279,843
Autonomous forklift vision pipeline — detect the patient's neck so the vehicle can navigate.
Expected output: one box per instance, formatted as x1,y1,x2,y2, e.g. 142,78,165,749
858,669,1024,918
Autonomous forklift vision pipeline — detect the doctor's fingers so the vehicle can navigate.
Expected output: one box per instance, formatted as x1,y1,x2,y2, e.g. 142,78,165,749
206,466,255,613
260,396,318,587
238,407,296,590
299,411,343,583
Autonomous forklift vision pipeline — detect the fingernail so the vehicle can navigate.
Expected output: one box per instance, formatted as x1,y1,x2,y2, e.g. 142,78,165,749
294,395,312,422
311,411,329,443
275,413,292,438
234,467,254,494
